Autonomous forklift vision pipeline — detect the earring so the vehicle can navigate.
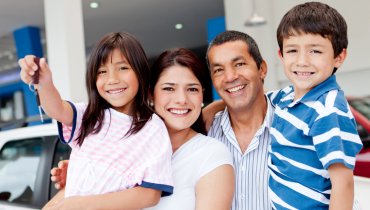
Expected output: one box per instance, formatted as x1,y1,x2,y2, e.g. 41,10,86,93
201,103,204,108
149,101,154,107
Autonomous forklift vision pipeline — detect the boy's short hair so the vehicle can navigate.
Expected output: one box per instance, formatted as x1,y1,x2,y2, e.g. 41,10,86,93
277,2,348,58
206,30,263,69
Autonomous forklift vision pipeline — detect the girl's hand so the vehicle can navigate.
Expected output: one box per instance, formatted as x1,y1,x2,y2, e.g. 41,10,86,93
50,160,69,190
18,55,53,87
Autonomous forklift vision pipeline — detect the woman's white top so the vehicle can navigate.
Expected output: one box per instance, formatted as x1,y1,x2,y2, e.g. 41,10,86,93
146,133,233,210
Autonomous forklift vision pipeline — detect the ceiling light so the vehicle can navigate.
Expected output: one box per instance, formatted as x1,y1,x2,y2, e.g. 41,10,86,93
245,0,266,27
175,24,183,30
89,2,99,9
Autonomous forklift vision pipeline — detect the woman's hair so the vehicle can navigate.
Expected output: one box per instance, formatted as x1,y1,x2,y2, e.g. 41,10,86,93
150,48,207,135
76,32,153,146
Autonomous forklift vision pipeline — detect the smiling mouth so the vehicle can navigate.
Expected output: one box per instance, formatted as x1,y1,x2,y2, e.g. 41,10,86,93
294,71,314,76
168,108,190,115
106,88,126,94
226,85,245,93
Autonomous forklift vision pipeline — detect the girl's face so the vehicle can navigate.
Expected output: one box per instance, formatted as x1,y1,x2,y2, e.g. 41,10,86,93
153,65,203,133
96,48,139,115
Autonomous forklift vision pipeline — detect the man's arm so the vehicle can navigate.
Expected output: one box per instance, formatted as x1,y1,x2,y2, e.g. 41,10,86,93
328,163,354,210
202,100,225,131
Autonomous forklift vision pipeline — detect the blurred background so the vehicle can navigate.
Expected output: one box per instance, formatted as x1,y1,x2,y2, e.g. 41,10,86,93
0,0,369,208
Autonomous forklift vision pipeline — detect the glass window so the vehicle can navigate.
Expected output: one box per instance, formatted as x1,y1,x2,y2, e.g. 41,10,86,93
0,138,44,205
49,140,71,197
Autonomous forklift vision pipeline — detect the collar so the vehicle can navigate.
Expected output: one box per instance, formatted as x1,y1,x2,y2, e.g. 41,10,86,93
219,95,272,138
280,75,341,107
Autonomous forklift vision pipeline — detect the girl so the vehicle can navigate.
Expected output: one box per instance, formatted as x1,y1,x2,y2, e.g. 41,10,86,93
50,48,235,210
18,32,173,210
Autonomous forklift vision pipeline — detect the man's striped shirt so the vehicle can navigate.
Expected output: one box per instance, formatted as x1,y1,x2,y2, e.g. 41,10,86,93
208,96,274,210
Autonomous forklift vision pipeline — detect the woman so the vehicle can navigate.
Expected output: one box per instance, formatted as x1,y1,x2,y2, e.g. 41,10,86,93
50,48,234,210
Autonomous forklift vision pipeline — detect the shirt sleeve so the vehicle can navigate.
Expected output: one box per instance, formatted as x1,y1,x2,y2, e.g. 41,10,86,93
57,102,85,148
196,137,233,181
139,115,174,197
309,94,363,170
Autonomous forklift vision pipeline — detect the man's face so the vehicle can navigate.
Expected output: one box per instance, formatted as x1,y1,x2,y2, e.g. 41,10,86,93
208,40,266,112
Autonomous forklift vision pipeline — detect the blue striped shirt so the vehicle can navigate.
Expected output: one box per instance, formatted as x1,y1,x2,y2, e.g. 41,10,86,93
208,96,273,210
268,75,363,209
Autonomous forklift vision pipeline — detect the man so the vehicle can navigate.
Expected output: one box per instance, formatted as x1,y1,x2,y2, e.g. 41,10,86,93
205,30,272,210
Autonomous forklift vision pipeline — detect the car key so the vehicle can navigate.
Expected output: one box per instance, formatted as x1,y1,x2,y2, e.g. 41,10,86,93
33,57,44,123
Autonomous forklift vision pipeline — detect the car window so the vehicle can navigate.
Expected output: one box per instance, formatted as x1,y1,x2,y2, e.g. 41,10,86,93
49,141,71,198
349,98,370,120
0,138,44,205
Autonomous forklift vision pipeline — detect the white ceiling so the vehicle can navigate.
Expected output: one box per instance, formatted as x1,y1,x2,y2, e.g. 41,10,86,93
0,0,224,71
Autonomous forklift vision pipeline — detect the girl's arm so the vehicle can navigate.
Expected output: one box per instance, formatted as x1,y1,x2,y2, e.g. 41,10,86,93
46,187,161,210
328,163,354,210
19,56,73,125
195,164,234,210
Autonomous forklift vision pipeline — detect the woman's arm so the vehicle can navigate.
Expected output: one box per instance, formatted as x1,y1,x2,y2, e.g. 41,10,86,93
195,164,234,210
19,56,73,125
49,160,161,210
44,187,160,210
50,160,69,189
43,188,65,210
328,163,354,210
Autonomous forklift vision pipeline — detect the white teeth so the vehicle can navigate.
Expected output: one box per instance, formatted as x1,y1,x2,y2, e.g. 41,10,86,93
107,89,124,94
295,72,313,76
227,85,244,93
169,109,189,115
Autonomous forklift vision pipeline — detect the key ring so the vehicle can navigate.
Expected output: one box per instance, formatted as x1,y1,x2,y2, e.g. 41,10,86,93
28,82,41,92
28,82,35,92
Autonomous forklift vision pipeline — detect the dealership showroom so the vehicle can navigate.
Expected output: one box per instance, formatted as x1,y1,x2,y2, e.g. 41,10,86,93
0,0,369,209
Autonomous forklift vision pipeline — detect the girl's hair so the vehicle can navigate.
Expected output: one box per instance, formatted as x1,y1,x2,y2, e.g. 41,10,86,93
76,32,153,146
150,48,207,135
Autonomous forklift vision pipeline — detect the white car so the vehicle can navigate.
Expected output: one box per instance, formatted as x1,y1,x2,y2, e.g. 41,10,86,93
0,122,71,210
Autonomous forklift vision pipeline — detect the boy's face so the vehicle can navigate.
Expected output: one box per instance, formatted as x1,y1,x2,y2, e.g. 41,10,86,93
208,40,267,112
279,33,346,99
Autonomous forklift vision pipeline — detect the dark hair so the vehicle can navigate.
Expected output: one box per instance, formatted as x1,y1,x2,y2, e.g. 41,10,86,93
206,30,263,69
150,48,207,135
76,32,153,146
277,2,347,73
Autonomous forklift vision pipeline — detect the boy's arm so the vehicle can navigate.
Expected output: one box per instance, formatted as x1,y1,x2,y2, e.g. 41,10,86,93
202,100,225,131
328,163,354,210
19,56,73,125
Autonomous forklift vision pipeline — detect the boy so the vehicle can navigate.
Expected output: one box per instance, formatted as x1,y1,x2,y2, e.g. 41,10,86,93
268,2,363,209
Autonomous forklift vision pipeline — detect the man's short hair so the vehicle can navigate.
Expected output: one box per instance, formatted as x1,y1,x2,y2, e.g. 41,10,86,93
206,30,263,69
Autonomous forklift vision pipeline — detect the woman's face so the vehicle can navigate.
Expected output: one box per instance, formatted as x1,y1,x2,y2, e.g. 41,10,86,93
153,65,203,133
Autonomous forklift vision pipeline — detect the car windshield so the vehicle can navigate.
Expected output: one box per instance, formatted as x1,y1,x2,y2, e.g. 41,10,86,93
349,97,370,120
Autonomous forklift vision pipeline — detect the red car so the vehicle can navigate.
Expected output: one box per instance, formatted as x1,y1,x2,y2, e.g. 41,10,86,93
348,96,370,178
